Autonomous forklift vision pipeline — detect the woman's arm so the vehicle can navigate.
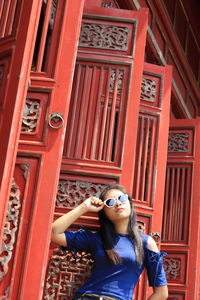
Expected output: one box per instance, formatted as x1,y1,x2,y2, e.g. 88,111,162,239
51,196,104,246
147,237,168,300
148,286,168,300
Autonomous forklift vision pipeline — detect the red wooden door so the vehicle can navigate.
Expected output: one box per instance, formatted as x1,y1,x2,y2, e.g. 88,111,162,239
133,62,172,299
43,6,172,300
45,5,149,300
161,118,200,300
0,1,84,299
0,0,42,249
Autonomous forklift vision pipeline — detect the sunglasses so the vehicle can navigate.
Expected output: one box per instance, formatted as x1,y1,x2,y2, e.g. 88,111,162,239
103,194,128,207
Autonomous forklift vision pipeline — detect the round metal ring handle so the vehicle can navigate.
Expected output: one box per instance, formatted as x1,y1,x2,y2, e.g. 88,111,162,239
48,112,64,129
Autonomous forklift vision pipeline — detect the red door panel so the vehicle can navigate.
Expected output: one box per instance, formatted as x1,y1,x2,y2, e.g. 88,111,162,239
45,8,173,298
0,1,85,299
133,62,172,299
62,6,149,191
0,156,40,298
161,118,200,300
0,0,43,249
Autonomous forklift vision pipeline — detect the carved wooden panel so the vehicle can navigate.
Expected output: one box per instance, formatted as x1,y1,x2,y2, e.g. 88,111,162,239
63,62,129,167
43,248,94,300
141,73,163,108
162,163,192,243
168,129,194,156
20,91,50,144
78,16,136,57
163,252,187,285
0,0,19,38
56,179,107,208
0,157,39,298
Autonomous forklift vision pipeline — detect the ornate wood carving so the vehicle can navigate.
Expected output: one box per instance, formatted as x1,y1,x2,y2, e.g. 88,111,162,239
110,69,124,94
21,99,40,133
19,164,30,180
0,180,21,281
163,257,181,279
141,77,157,103
79,22,129,51
43,248,93,299
168,133,189,152
56,180,106,207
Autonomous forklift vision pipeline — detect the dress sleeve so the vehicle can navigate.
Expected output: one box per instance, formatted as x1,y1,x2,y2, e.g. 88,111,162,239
63,229,94,254
144,248,168,287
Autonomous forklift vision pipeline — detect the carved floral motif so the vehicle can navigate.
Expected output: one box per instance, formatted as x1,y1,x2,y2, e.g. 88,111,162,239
79,22,129,51
56,180,107,207
0,180,21,281
141,77,157,103
163,257,181,279
168,133,189,152
21,99,40,132
43,248,94,299
110,69,124,94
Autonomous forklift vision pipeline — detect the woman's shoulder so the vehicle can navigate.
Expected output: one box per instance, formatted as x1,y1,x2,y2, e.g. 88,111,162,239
140,233,150,248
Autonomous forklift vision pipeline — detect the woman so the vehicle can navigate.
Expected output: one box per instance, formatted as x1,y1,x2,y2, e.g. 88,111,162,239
51,184,168,300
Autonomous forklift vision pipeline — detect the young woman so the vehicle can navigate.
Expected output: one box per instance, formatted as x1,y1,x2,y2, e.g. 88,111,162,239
51,184,168,300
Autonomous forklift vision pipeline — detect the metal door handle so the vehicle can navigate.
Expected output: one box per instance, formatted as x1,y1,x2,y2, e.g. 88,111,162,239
48,112,64,129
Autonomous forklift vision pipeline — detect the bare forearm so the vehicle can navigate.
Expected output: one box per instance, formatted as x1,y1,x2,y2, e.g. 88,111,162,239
148,294,166,300
52,203,88,234
148,286,168,300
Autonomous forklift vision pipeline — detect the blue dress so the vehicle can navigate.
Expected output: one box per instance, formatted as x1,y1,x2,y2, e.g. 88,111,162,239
64,229,167,300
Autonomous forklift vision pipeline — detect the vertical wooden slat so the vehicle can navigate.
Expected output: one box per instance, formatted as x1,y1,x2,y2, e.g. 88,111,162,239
90,67,104,160
5,0,18,36
162,167,170,240
140,118,150,202
82,67,97,159
174,167,180,240
65,65,82,157
0,0,4,18
0,0,11,37
75,65,91,157
168,167,175,240
36,0,53,71
135,117,144,201
98,67,111,160
179,167,185,240
106,68,119,161
147,119,156,204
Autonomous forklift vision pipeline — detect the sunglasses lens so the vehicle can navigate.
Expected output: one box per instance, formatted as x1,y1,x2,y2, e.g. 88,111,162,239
105,198,115,207
119,194,128,203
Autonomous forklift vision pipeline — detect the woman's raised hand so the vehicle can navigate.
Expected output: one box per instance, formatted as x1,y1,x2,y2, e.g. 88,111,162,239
82,196,104,212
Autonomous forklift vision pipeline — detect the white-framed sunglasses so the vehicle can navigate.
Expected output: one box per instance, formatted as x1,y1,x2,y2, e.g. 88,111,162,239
103,194,128,208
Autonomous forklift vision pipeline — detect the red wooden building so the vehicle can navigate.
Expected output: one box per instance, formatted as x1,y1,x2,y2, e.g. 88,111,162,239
0,0,200,299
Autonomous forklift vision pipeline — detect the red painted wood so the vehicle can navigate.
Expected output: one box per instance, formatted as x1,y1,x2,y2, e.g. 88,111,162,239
162,118,200,300
0,0,43,251
133,62,172,299
0,0,84,299
16,1,85,299
62,7,149,195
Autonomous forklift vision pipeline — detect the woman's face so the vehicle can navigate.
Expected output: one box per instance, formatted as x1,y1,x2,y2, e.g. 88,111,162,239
103,189,131,222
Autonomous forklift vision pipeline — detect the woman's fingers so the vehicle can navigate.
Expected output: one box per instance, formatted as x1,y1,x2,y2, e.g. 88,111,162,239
90,196,103,206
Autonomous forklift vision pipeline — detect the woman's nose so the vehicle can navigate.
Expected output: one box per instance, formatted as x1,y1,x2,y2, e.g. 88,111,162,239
115,199,121,206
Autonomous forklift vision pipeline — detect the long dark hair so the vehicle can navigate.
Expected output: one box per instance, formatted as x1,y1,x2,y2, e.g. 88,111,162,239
98,184,144,265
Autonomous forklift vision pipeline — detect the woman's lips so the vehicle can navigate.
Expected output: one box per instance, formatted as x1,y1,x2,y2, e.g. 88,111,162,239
116,207,125,212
